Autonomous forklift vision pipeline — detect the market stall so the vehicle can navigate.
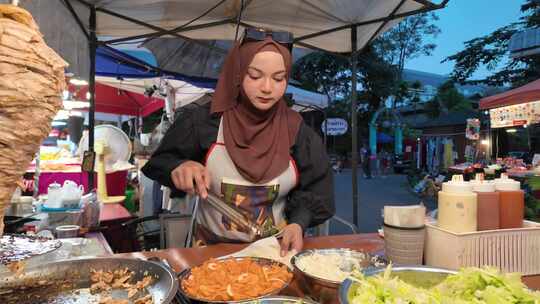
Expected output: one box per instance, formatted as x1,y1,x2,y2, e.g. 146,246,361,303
480,78,540,163
17,2,540,304
57,0,449,227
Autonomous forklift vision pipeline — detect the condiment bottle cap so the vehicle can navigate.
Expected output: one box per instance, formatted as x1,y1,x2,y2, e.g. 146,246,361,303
494,174,520,191
442,175,473,193
471,180,496,192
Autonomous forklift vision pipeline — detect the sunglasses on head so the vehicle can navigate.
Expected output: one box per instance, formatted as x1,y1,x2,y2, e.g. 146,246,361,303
242,27,294,50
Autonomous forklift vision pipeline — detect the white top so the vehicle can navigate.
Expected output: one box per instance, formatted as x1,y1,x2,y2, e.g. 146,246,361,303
471,180,496,192
442,175,473,194
494,174,521,191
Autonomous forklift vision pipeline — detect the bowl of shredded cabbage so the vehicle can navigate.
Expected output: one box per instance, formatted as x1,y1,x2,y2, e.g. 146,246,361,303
339,265,540,304
291,249,376,303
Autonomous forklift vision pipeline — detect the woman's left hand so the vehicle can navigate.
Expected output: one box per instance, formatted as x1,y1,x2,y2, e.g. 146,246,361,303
279,223,303,257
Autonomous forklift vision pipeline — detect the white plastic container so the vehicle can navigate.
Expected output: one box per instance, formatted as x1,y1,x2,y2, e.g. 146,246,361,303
45,182,63,208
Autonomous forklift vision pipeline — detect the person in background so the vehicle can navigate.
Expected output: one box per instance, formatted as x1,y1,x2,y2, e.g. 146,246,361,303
361,146,372,179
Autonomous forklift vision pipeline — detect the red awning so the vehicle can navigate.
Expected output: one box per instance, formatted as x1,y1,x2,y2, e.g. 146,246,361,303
70,83,164,117
480,79,540,109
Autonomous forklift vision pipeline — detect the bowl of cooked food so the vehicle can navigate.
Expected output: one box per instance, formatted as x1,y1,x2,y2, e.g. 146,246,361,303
178,256,294,303
291,249,380,303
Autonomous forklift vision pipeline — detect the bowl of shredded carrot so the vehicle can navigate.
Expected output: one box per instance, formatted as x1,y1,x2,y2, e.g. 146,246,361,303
179,257,294,303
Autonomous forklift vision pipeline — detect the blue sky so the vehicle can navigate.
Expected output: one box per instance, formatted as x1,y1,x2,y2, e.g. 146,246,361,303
405,0,524,79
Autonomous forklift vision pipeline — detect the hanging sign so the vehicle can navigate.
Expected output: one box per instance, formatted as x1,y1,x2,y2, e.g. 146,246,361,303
321,118,348,135
489,100,540,128
466,118,480,140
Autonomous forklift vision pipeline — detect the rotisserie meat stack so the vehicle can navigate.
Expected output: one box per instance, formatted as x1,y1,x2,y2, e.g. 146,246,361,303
0,5,67,235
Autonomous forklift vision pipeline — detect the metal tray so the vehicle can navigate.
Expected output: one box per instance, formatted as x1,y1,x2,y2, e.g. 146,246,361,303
0,256,178,304
0,234,61,265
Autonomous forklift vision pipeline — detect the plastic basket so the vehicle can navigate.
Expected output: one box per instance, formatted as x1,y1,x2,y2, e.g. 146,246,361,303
424,221,540,275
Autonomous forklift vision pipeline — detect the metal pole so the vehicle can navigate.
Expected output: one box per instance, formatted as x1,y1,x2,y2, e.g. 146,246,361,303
88,5,97,190
324,110,328,147
351,26,359,228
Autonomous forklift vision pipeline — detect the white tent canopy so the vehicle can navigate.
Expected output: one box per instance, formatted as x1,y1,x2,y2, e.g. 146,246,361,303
72,0,445,54
95,76,328,112
45,0,446,226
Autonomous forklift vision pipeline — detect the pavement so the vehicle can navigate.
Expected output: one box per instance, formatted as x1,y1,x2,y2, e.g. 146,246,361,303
330,169,436,234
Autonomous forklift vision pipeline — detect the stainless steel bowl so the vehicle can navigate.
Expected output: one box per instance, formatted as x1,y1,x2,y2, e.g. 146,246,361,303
178,256,294,303
291,249,372,304
338,266,457,304
237,295,319,304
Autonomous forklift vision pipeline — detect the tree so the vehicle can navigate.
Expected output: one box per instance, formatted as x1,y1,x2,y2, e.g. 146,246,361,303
292,45,395,115
444,0,540,87
424,81,473,118
373,12,441,77
293,12,440,111
291,52,349,104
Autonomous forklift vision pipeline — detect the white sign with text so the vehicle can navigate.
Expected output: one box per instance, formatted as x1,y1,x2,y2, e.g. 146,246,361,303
321,118,348,135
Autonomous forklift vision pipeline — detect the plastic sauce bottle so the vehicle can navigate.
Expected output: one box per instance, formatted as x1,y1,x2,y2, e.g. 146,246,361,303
494,174,524,229
438,175,478,233
471,174,500,231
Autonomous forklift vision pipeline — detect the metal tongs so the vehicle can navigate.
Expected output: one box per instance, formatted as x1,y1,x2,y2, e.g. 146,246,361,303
205,192,263,241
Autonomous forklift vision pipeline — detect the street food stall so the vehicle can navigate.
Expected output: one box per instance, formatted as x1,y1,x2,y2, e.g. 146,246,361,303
4,1,540,304
480,78,540,172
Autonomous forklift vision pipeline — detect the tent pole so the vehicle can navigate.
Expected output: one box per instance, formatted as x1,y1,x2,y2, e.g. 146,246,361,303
351,26,359,228
88,5,97,191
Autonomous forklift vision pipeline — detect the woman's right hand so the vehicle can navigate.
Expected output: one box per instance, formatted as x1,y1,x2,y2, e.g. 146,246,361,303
171,161,210,198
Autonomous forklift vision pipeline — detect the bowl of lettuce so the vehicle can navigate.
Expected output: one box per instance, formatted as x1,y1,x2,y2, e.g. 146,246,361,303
339,265,540,304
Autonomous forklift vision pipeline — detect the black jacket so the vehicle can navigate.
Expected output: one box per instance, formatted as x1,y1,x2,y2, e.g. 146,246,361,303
141,99,335,231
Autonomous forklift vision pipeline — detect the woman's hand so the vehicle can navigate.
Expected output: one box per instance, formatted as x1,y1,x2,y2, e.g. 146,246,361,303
171,161,210,198
279,223,303,257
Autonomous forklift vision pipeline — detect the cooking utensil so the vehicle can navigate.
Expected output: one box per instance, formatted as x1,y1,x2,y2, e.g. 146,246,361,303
0,234,61,265
0,257,178,304
3,215,37,234
291,249,379,303
205,192,263,241
338,266,457,304
177,256,293,303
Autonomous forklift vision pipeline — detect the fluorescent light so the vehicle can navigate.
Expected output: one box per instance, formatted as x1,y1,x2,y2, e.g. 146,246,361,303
481,139,490,145
63,100,90,109
506,128,517,133
69,78,88,86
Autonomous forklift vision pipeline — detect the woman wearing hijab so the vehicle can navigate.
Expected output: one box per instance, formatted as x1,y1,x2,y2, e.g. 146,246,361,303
142,29,335,256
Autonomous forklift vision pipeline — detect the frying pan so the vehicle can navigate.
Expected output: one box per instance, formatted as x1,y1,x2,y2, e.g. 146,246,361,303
3,215,37,234
0,257,178,304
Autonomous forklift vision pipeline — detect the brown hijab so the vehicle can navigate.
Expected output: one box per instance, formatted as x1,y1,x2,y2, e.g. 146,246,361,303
211,38,302,184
